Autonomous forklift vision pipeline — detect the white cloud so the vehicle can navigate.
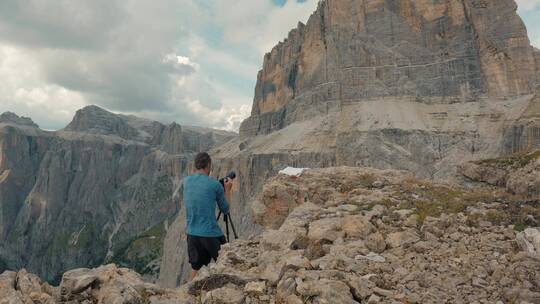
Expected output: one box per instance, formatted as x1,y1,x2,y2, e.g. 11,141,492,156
191,39,259,81
534,37,540,48
0,0,207,130
163,53,199,71
255,1,319,55
212,0,318,56
185,99,251,131
210,82,254,130
0,45,86,129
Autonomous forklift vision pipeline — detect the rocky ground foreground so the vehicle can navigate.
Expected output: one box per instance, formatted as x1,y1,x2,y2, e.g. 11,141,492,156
2,166,540,303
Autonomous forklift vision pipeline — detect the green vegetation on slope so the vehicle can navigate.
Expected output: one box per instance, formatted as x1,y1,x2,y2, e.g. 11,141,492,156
353,175,539,230
476,149,540,169
111,221,167,277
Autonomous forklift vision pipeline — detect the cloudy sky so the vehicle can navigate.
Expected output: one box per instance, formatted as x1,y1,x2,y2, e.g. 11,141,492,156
0,0,539,131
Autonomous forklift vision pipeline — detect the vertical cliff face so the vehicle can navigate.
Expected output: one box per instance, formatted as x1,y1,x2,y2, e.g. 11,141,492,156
502,86,540,153
0,107,236,283
240,0,537,137
0,117,49,243
499,48,540,153
535,48,540,81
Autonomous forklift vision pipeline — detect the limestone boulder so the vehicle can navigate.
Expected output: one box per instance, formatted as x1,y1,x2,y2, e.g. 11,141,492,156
506,158,540,198
365,232,386,253
296,279,355,304
202,285,244,304
342,214,375,239
0,271,24,304
386,230,421,249
243,281,266,296
0,269,57,304
307,218,343,242
516,228,540,255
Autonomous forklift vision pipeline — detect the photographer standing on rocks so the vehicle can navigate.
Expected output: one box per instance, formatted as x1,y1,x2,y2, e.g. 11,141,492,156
184,152,232,281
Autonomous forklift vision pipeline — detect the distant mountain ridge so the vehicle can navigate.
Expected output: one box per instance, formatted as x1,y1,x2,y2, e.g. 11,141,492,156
0,112,39,128
0,105,236,283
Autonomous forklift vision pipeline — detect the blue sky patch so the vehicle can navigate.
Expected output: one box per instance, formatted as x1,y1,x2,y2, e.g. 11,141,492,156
519,7,540,47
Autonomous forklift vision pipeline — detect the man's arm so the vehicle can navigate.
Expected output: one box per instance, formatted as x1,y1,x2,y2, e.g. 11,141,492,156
224,178,233,208
216,180,230,214
174,180,184,209
224,190,232,210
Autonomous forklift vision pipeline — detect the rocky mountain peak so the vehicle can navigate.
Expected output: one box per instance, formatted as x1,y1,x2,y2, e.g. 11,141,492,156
71,105,117,120
62,105,237,152
240,0,538,137
64,105,140,139
0,112,39,128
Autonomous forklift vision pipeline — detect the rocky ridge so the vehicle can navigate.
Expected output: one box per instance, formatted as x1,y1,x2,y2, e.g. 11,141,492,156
0,107,236,283
3,167,540,303
460,148,540,198
187,167,540,303
0,112,39,128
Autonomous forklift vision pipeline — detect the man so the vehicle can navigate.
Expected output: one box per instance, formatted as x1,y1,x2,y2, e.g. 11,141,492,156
183,152,232,281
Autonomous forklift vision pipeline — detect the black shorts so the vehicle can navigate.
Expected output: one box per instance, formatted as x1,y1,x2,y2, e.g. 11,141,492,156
187,234,226,270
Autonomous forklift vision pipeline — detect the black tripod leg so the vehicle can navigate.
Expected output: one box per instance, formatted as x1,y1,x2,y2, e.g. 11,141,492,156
224,215,230,243
217,210,222,221
228,214,238,239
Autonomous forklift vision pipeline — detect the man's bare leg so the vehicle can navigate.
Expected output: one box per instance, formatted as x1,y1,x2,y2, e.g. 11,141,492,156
189,270,198,282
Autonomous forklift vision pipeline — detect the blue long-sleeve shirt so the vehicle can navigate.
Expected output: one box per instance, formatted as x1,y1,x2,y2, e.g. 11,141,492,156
183,173,229,237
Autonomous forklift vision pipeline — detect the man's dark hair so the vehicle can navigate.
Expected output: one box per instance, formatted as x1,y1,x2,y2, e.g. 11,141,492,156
194,152,211,170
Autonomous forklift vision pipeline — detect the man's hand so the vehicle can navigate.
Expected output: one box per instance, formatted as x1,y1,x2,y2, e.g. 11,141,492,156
224,178,233,207
224,178,233,193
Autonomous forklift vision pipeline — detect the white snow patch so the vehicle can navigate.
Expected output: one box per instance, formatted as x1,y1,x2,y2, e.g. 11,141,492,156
279,167,309,177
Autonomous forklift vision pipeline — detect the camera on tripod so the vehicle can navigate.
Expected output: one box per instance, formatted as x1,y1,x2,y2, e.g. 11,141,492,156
217,171,238,242
219,171,236,188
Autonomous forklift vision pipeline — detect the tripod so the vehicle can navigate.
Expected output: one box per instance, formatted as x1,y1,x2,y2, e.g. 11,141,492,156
216,211,238,242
